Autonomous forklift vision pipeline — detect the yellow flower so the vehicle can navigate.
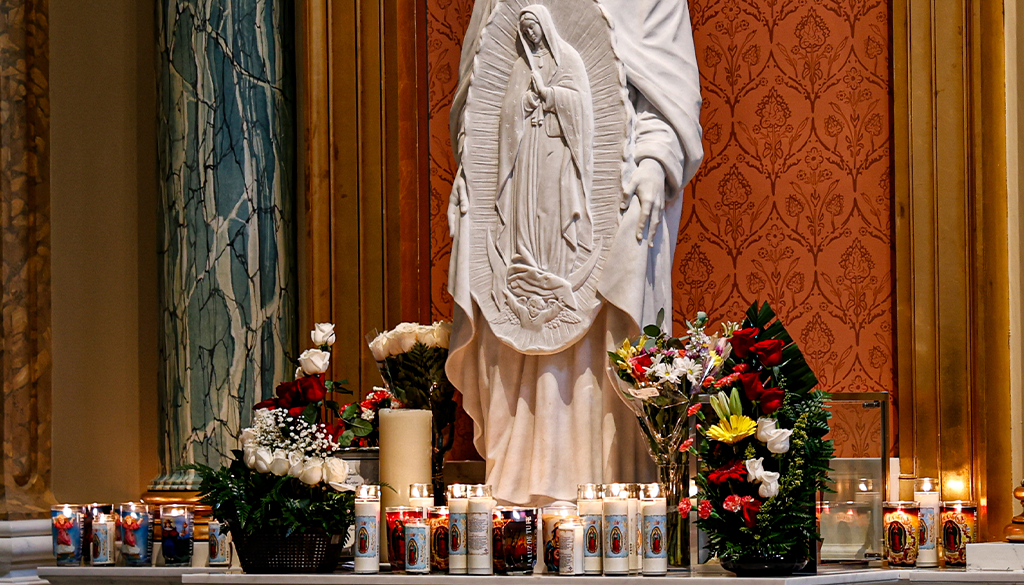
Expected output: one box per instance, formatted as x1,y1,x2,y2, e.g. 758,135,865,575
706,415,757,444
708,349,723,368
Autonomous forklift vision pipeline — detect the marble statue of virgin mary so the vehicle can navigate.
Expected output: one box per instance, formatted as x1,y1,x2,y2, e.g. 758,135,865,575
446,0,704,506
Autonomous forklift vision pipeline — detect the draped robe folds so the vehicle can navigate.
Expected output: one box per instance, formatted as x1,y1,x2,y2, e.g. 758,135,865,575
446,0,704,506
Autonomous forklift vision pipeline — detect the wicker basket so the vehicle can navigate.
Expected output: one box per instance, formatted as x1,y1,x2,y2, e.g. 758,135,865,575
233,529,345,574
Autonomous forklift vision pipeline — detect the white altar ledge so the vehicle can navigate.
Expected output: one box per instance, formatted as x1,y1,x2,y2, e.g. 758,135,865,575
37,566,227,585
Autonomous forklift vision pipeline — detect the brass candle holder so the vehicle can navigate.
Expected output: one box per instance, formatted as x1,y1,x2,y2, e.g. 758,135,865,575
1004,480,1024,542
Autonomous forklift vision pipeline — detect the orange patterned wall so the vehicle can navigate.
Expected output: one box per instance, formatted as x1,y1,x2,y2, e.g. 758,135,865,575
427,0,894,460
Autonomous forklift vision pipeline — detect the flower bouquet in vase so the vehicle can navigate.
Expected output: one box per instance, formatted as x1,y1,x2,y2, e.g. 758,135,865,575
368,322,456,498
695,302,833,576
608,310,733,567
186,323,360,574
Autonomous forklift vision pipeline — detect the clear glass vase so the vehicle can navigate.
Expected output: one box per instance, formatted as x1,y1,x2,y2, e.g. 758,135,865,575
658,460,689,567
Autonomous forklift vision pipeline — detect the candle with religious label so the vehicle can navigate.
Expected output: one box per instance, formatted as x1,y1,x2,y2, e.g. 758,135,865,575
499,507,537,574
447,484,469,574
90,513,116,566
404,518,430,574
602,484,629,575
882,501,920,567
557,519,585,575
427,506,450,572
207,520,230,567
385,506,421,572
640,483,668,576
410,483,434,511
83,503,112,565
51,504,82,567
539,504,576,574
940,501,977,567
913,478,939,567
467,485,495,575
159,505,194,567
577,484,603,574
354,485,381,574
119,503,153,566
627,484,640,573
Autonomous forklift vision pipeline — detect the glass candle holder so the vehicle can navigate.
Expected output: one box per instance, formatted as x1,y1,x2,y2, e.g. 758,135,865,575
354,485,382,574
404,518,430,574
498,507,537,574
940,500,977,566
446,483,469,574
577,484,603,574
90,513,117,566
385,506,422,572
207,520,231,567
119,503,153,566
466,485,495,575
913,478,939,567
159,504,194,567
427,506,450,572
51,504,83,566
539,504,576,574
883,501,920,567
557,518,584,575
82,503,112,565
602,485,630,576
409,483,434,510
639,483,668,576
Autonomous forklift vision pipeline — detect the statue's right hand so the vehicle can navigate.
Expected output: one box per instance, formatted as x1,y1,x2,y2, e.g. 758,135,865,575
448,166,469,238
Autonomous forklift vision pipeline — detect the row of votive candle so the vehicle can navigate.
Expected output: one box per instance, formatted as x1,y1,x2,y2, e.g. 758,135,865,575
882,499,977,567
51,503,227,568
356,482,672,576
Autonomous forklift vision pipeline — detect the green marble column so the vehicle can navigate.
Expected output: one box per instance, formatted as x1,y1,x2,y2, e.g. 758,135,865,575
154,0,296,490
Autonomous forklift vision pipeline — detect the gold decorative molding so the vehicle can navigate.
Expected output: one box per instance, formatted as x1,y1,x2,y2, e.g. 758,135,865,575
893,0,1012,540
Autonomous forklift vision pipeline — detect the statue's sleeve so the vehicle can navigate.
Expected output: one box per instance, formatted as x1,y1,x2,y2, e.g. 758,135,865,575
633,89,686,196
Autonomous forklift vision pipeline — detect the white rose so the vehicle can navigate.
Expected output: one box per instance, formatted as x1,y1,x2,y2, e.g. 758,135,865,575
369,332,389,361
243,446,257,469
324,458,353,491
433,321,452,348
311,323,336,347
745,457,765,483
294,366,304,380
766,428,792,454
756,418,778,443
254,447,274,474
287,451,305,477
298,349,331,375
416,324,439,346
393,323,421,353
270,449,291,476
298,457,325,486
239,428,256,447
758,470,781,498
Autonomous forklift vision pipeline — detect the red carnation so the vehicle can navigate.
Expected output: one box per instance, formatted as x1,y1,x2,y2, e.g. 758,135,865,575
729,327,760,358
687,403,702,417
750,339,785,367
759,388,785,415
679,437,694,452
723,495,743,512
732,363,751,373
714,373,740,389
629,353,654,382
702,376,714,388
678,498,692,516
698,500,713,520
739,373,765,402
708,460,747,485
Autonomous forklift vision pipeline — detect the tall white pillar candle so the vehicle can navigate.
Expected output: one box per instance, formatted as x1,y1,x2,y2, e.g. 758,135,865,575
447,484,468,574
467,485,495,575
627,484,640,573
378,408,432,562
914,478,939,567
409,483,434,511
577,484,603,575
557,520,585,575
354,485,381,574
640,484,668,576
602,486,629,575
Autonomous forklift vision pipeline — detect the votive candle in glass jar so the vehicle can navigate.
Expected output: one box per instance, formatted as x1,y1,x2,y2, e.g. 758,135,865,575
159,505,194,567
385,506,421,572
640,483,668,576
446,483,469,574
83,503,112,565
119,503,153,566
602,484,630,575
940,500,977,567
410,483,434,511
626,484,640,574
498,506,537,574
427,506,450,572
577,484,603,575
51,504,83,567
913,478,940,567
207,520,231,567
466,485,495,575
404,518,430,574
90,513,116,566
557,519,585,575
354,485,381,574
883,501,920,567
540,504,576,574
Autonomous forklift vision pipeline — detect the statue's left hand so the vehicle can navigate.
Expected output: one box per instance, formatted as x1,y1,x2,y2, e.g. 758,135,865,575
448,165,469,238
622,158,667,246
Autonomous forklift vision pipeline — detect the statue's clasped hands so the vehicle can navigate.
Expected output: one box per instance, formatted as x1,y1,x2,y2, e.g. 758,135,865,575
530,72,553,105
623,158,667,247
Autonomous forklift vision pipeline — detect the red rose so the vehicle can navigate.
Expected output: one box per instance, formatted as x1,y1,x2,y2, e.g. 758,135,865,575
750,339,785,367
629,353,654,382
678,498,692,516
732,363,751,373
739,373,765,402
759,388,785,415
254,399,277,411
274,380,305,409
679,437,694,452
741,497,762,528
296,375,327,403
687,403,702,417
729,327,760,358
288,405,307,418
698,500,713,520
708,460,747,484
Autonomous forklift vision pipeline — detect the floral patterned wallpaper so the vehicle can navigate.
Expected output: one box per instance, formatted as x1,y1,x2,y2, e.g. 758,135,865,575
427,0,894,460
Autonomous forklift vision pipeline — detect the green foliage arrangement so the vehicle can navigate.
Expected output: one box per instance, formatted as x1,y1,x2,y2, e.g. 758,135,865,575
694,302,834,567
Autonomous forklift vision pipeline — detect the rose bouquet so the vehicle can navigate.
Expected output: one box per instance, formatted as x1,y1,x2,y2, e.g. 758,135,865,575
368,322,456,496
694,302,833,576
608,310,735,566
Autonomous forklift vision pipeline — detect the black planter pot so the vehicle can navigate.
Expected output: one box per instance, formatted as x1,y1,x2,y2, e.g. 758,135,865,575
721,554,808,577
232,529,345,574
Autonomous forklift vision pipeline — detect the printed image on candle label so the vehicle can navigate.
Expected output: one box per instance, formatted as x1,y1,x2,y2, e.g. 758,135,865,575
52,510,81,565
643,515,667,558
121,514,151,565
355,517,377,557
582,515,601,557
604,515,628,558
450,512,467,555
91,524,113,564
406,526,428,571
919,508,935,550
467,513,491,554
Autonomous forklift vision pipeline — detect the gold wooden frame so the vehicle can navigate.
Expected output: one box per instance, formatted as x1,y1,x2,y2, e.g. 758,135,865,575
892,0,1013,539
